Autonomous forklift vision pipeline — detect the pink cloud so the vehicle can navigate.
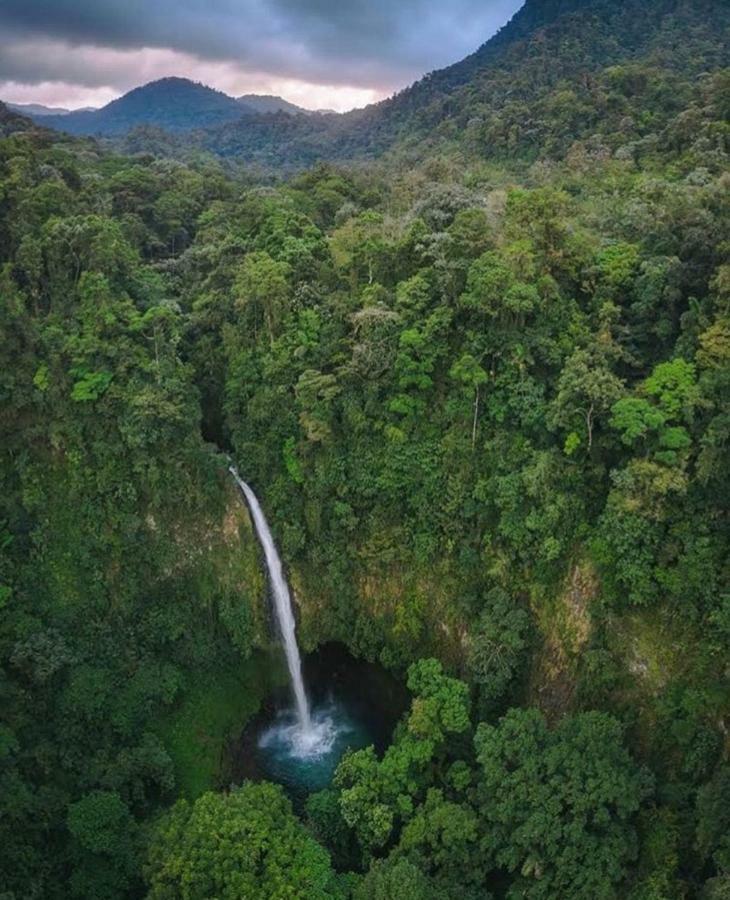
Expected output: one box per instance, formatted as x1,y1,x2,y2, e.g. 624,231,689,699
0,40,384,111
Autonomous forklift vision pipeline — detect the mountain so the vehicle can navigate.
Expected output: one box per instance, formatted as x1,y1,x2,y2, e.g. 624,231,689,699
236,94,312,115
6,102,97,116
37,77,249,135
24,81,326,136
188,0,729,166
20,0,730,166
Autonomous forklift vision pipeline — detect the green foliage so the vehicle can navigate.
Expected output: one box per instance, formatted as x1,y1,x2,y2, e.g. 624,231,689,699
628,807,685,900
396,788,485,894
353,857,434,900
475,708,650,899
406,658,471,736
67,791,136,856
146,781,340,899
0,2,728,894
696,766,730,871
307,788,361,871
467,588,531,707
234,250,291,346
66,791,140,898
70,367,114,402
155,654,282,799
335,660,470,854
610,359,698,464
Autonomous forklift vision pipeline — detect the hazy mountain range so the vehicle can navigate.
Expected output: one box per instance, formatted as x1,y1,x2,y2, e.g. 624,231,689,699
4,80,323,135
3,0,728,170
7,102,97,116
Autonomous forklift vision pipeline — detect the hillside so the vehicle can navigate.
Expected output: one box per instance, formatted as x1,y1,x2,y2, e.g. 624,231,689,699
236,94,312,115
20,82,320,137
0,100,49,137
192,0,729,165
7,102,94,116
31,0,730,165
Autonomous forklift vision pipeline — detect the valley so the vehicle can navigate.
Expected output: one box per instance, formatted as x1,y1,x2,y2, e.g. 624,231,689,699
0,0,728,897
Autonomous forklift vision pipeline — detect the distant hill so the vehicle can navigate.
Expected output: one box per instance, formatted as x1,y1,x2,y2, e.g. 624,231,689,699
22,81,330,136
236,94,311,115
7,102,97,117
36,78,249,136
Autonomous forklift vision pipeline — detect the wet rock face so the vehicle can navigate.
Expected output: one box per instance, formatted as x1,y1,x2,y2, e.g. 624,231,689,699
529,560,598,722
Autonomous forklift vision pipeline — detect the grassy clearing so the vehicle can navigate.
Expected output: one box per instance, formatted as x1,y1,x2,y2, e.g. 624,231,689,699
157,651,285,799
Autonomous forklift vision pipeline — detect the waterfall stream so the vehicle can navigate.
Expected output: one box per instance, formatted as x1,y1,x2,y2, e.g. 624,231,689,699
228,465,400,784
229,466,312,734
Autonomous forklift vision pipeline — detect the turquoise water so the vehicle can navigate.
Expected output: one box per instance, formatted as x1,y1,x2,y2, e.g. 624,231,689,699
254,696,374,794
230,644,409,800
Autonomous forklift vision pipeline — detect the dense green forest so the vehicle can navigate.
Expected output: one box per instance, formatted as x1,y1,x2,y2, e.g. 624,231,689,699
1,0,729,896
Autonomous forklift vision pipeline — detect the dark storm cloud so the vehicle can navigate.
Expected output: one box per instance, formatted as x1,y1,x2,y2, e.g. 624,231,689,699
0,0,524,91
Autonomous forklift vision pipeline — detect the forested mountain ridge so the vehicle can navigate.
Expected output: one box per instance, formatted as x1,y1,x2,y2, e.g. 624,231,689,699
0,100,47,138
8,102,97,117
34,77,254,136
29,0,730,168
1,0,729,896
175,0,730,165
15,79,321,137
236,94,314,115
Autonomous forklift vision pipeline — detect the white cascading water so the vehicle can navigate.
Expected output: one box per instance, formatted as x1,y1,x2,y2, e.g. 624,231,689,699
229,465,312,735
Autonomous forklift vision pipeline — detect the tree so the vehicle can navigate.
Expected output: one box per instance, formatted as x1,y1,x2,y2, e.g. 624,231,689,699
307,788,360,870
696,766,730,874
703,876,730,900
449,353,488,448
234,251,291,346
330,210,389,289
388,308,451,426
295,368,341,443
627,807,684,900
395,788,486,895
550,308,625,453
335,659,471,854
354,857,434,900
67,790,140,898
505,188,571,270
467,588,530,706
146,781,339,899
460,250,537,328
475,708,650,899
610,359,699,465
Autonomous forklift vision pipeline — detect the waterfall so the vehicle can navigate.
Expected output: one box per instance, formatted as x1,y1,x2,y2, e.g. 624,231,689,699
229,466,312,734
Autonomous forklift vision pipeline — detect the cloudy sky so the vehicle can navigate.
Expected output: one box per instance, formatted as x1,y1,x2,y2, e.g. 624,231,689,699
0,0,524,112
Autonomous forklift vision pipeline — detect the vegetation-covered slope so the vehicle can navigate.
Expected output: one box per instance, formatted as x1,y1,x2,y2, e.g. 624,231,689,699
0,0,728,896
42,0,729,170
236,94,313,115
185,0,730,166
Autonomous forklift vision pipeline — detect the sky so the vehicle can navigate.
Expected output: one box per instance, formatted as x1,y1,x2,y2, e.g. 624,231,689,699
0,0,524,112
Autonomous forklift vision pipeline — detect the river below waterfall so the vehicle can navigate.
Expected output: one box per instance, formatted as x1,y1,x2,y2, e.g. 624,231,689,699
227,642,409,802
